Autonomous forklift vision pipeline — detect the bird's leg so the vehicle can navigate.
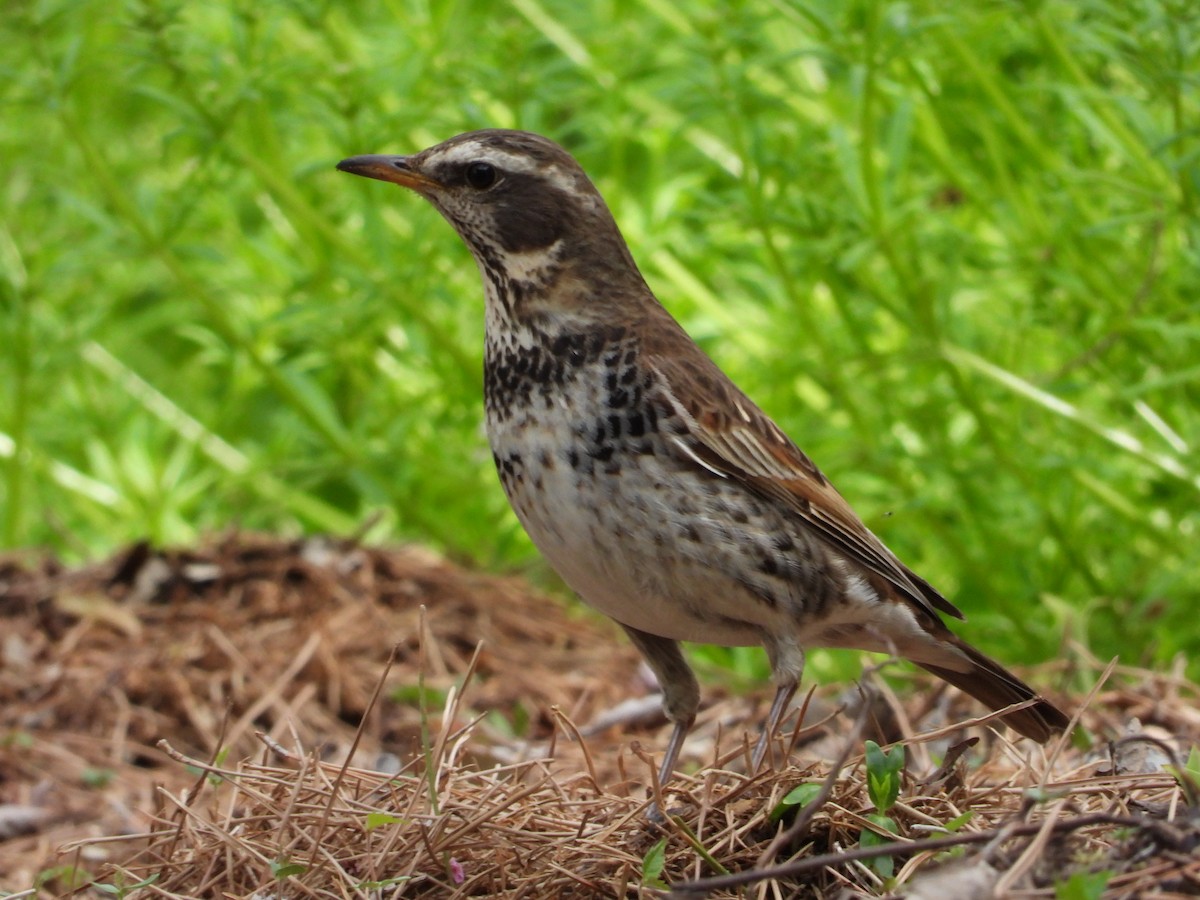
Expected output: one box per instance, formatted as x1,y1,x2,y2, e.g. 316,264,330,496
620,625,699,810
752,679,799,771
753,637,805,772
656,713,694,795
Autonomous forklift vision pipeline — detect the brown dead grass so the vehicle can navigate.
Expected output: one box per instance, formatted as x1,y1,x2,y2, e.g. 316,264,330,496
1,535,1197,898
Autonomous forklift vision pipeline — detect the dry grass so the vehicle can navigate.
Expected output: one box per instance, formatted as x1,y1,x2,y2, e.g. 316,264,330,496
1,536,1198,897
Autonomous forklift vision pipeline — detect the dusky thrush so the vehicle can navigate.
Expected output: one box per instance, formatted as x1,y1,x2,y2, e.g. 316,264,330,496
337,130,1069,783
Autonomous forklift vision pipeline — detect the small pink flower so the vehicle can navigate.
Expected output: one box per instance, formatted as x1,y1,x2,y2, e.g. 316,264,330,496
450,858,465,884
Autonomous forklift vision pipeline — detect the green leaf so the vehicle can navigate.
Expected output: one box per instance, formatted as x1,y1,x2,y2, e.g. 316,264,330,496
942,811,974,833
641,836,668,888
271,859,308,879
1054,870,1113,900
365,811,404,830
2,731,34,749
1024,786,1057,804
36,865,90,891
90,875,160,898
82,767,114,788
864,741,904,812
390,682,448,706
1183,746,1200,780
769,781,823,822
1166,746,1200,801
859,813,899,879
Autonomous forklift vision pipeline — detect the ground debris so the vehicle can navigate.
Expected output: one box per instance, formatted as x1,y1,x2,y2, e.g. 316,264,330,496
0,535,1197,897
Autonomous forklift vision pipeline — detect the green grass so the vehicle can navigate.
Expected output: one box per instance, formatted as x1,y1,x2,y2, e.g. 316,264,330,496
2,0,1197,673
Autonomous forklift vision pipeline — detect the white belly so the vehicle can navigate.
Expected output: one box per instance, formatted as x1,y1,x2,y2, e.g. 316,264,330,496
487,406,777,645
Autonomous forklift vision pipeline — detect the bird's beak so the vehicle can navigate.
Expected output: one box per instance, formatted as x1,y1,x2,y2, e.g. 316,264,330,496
336,154,437,191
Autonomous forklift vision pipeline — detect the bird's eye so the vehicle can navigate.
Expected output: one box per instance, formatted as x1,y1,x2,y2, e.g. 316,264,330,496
465,161,497,189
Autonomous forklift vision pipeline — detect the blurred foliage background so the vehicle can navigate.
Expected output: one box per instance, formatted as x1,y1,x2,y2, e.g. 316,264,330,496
2,0,1197,678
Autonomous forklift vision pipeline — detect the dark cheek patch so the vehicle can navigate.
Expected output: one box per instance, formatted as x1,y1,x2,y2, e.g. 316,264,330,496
494,179,569,252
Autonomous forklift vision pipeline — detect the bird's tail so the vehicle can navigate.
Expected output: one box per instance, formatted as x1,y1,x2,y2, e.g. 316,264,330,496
916,634,1070,743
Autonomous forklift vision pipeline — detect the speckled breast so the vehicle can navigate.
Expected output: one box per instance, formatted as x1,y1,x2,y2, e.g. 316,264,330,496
482,324,806,645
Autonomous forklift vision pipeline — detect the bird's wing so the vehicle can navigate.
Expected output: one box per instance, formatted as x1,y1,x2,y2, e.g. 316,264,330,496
645,336,963,623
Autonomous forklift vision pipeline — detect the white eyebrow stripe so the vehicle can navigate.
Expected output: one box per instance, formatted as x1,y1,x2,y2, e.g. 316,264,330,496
433,142,542,175
428,141,584,196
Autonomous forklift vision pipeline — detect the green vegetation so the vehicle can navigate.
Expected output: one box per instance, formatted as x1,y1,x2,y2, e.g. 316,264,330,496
91,873,160,899
641,836,669,890
769,780,823,823
1055,870,1113,900
859,740,904,879
3,1,1197,671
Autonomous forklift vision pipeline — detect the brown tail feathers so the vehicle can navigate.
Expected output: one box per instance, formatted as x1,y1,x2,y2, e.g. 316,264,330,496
917,635,1070,743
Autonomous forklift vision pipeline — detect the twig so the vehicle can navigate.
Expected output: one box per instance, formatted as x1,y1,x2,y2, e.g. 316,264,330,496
552,706,603,793
1113,732,1199,807
1041,655,1117,787
992,797,1069,894
754,701,870,868
669,811,1153,896
305,640,401,869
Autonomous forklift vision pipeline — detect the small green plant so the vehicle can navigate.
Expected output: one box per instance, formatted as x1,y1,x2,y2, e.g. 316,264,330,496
859,740,905,879
390,682,448,707
208,747,230,786
641,836,668,889
1054,869,1113,900
356,876,412,889
1183,746,1200,780
769,781,822,823
365,811,405,830
926,809,977,865
2,730,34,749
270,856,307,879
1168,745,1200,803
668,815,730,876
91,873,160,898
1024,785,1069,805
82,767,115,788
35,865,91,893
941,810,973,832
485,701,531,739
184,745,229,786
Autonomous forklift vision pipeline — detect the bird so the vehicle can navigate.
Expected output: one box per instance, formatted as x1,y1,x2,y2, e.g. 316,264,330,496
336,129,1069,786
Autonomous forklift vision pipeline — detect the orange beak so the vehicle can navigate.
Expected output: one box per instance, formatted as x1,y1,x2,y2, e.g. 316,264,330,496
336,154,437,191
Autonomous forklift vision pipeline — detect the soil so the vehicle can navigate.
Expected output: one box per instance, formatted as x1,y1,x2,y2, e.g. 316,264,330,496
1,535,1197,897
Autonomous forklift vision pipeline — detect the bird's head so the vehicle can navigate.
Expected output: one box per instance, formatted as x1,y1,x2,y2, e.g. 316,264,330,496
338,130,649,324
